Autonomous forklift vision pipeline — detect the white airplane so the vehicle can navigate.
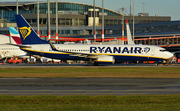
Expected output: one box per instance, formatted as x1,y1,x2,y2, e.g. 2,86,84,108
0,34,18,44
14,14,173,66
0,27,28,59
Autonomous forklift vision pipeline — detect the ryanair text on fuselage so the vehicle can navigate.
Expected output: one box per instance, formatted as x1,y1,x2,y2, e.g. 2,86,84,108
90,47,150,54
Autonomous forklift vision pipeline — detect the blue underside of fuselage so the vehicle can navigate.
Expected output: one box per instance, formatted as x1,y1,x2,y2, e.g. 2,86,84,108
26,50,164,62
113,55,163,62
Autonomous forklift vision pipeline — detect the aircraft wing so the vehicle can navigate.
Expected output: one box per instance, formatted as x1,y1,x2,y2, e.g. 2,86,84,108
48,41,99,59
171,51,180,54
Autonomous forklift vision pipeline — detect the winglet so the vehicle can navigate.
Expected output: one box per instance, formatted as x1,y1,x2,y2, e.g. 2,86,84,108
126,19,135,45
48,40,58,51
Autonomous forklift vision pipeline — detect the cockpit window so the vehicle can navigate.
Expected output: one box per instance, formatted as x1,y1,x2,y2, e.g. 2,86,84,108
160,49,167,52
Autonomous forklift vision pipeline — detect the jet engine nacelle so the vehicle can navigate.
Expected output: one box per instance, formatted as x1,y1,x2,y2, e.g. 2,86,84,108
97,56,115,64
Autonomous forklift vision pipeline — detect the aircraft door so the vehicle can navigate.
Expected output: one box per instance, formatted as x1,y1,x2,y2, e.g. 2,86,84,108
40,47,44,55
40,47,44,51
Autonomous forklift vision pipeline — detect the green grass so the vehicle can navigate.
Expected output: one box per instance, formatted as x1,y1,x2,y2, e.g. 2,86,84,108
0,67,179,78
0,95,180,111
0,67,178,73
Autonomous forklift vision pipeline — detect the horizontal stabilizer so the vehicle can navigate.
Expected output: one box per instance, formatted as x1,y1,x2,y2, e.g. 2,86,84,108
7,43,31,48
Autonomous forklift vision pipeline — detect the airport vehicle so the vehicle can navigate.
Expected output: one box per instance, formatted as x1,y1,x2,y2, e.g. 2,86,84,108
40,57,52,64
67,60,73,64
52,59,61,64
26,57,36,64
8,57,22,64
14,14,173,66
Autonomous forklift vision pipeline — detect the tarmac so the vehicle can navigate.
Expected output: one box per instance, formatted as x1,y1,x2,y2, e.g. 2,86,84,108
0,78,180,95
0,62,179,68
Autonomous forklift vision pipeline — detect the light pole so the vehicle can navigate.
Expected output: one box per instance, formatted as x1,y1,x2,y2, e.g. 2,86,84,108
16,0,18,14
56,0,58,42
102,0,104,42
122,7,124,44
133,0,134,41
16,0,19,34
130,0,131,24
142,2,145,14
47,0,51,40
93,0,96,42
37,0,40,36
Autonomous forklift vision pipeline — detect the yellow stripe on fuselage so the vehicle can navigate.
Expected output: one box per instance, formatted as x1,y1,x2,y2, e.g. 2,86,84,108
97,60,113,63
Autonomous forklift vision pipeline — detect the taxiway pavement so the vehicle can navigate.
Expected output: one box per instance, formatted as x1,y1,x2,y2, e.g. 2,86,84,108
0,78,180,95
0,63,179,68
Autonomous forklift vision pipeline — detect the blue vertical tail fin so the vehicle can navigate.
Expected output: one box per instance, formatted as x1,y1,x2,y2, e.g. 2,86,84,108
15,14,48,45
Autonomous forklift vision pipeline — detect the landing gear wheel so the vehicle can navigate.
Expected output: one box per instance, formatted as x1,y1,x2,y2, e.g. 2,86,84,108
87,61,93,66
94,62,99,66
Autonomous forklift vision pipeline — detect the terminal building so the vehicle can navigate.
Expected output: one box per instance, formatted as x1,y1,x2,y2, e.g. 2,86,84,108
0,1,173,37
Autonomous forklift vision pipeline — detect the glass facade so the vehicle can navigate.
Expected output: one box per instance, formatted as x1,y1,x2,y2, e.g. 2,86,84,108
0,2,170,26
133,24,180,34
34,2,118,15
0,2,119,24
0,6,34,22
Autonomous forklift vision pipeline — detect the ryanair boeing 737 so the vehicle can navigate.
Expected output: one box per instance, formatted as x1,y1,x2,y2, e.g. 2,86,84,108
14,14,173,66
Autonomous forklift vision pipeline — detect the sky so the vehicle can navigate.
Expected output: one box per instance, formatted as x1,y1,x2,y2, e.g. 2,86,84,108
4,0,180,21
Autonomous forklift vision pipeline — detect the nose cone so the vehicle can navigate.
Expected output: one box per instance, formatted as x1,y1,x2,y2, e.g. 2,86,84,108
167,52,174,59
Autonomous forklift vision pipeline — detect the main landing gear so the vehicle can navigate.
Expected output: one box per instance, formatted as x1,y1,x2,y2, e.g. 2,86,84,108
87,60,99,66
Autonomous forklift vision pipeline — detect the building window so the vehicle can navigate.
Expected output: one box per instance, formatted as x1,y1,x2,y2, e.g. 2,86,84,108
66,19,71,25
79,19,84,25
32,19,37,24
110,20,114,25
62,19,65,25
51,18,56,25
105,20,110,26
114,20,118,25
74,19,78,25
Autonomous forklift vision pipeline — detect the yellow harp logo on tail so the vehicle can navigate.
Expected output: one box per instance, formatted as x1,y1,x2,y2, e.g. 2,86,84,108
19,27,31,40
